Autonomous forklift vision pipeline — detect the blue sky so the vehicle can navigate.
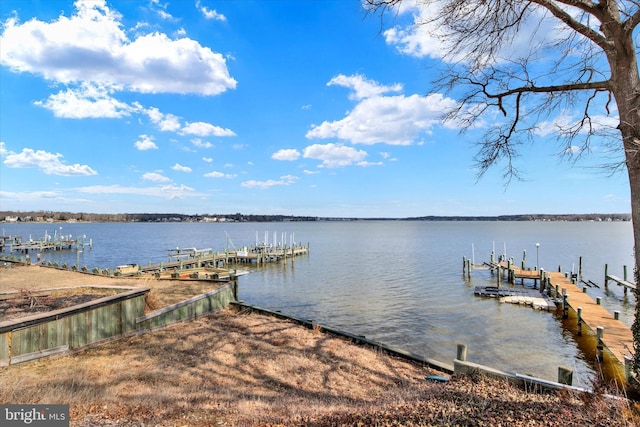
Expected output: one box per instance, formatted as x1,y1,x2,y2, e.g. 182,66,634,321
0,0,632,217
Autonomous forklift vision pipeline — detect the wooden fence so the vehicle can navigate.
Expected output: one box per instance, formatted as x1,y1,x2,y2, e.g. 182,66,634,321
0,283,236,366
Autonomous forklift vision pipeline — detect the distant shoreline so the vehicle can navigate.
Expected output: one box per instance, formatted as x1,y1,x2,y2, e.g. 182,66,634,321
0,211,632,223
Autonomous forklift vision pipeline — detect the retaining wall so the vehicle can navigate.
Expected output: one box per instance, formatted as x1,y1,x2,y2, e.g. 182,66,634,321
0,283,236,365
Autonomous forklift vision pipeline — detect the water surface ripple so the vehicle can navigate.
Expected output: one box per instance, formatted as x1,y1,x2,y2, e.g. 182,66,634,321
2,220,635,388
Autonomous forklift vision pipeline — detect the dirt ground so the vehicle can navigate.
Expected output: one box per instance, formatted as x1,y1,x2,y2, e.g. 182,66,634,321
1,265,639,426
0,264,226,308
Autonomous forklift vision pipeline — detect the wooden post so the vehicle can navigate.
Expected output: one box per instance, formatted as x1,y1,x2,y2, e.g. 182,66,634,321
558,367,573,386
522,249,526,270
463,256,466,275
544,277,551,296
490,250,494,264
467,259,471,280
562,289,568,319
555,284,560,299
623,265,629,295
596,297,602,305
507,258,513,283
614,311,620,320
604,264,609,290
625,356,633,383
579,256,582,282
582,286,587,293
457,344,467,362
596,326,604,362
540,269,545,293
497,265,501,287
577,307,583,336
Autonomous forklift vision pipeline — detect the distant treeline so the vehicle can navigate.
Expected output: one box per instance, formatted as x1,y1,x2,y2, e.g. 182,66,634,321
0,211,319,223
405,214,631,222
0,211,631,223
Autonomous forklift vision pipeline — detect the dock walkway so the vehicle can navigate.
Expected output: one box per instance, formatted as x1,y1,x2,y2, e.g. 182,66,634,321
470,257,635,383
126,244,310,276
547,270,634,370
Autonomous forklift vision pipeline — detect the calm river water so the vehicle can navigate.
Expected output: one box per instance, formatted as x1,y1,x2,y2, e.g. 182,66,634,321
1,220,636,388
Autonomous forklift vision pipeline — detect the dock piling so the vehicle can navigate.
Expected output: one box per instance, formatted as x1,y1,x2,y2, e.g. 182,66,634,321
558,367,573,386
625,356,633,383
577,307,583,336
456,344,467,362
596,326,604,362
579,256,582,281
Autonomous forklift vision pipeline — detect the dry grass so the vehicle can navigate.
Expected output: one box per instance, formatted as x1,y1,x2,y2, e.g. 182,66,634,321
1,265,640,425
0,264,225,307
0,308,638,426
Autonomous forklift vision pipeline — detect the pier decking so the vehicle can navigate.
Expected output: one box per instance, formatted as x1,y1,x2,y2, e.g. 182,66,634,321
467,254,636,386
132,244,310,276
1,233,92,253
547,270,634,371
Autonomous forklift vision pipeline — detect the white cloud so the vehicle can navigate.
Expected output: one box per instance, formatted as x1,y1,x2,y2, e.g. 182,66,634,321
145,107,182,132
0,0,236,95
180,121,236,137
172,163,192,173
191,138,213,148
328,74,402,101
357,161,383,167
35,83,134,118
202,157,213,163
134,134,158,150
534,112,619,137
142,172,171,182
240,175,299,189
302,143,368,168
204,171,236,178
75,183,199,199
0,189,67,202
143,107,234,138
150,0,175,20
3,147,97,176
196,0,227,21
565,146,581,154
381,1,568,68
272,149,300,161
308,75,457,146
0,142,7,156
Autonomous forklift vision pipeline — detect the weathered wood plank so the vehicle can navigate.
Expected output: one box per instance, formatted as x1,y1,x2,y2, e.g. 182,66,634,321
606,274,636,290
548,271,634,368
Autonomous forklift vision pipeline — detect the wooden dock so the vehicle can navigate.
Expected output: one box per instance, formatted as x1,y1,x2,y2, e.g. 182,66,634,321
114,244,310,277
604,264,637,295
547,270,634,375
466,253,636,385
1,233,92,253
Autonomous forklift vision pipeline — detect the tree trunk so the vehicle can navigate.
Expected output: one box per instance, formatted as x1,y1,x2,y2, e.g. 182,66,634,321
608,31,640,371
